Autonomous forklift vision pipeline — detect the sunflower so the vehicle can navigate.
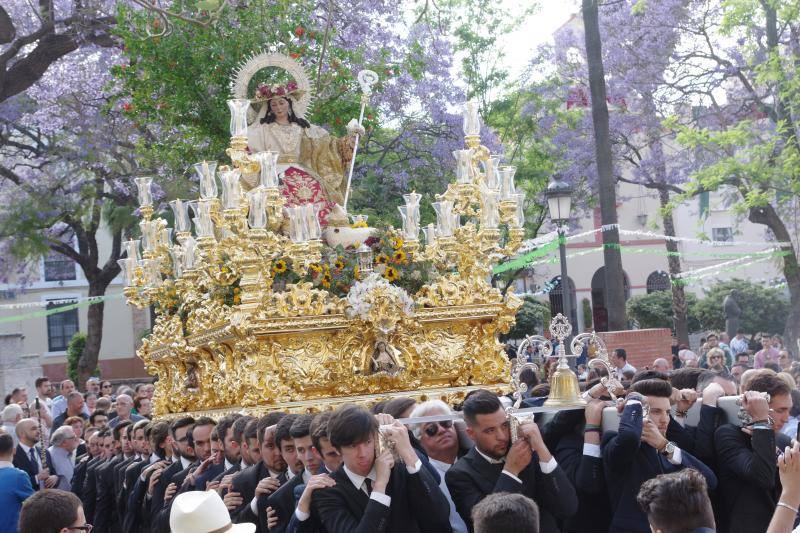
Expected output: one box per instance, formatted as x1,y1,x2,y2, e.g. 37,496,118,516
351,220,368,228
391,236,404,249
309,263,322,274
392,249,407,264
273,259,288,274
353,265,360,280
384,266,400,281
376,254,389,265
334,257,345,270
321,273,332,288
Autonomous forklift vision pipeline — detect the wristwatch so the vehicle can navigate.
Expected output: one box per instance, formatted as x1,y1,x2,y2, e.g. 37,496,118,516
659,441,675,457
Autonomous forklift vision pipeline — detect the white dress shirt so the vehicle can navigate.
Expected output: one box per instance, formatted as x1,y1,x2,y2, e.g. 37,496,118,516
294,459,423,522
429,458,469,533
18,442,43,471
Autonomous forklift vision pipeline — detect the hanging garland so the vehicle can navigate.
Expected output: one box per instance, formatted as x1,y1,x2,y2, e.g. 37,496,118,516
0,293,124,324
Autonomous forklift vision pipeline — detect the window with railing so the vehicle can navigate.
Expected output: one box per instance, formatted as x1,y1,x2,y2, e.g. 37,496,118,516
46,300,79,352
646,271,671,293
712,227,734,246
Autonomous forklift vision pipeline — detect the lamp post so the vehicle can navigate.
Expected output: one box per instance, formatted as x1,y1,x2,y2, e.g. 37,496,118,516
546,176,574,335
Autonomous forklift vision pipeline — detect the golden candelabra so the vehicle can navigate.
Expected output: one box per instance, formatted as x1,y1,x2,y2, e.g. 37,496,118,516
122,98,532,418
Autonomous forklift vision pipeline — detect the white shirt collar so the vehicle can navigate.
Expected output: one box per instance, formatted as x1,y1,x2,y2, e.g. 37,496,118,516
302,468,312,484
268,468,282,479
343,463,376,490
149,453,160,464
180,456,192,469
224,458,236,471
474,446,504,465
18,442,32,455
429,458,453,472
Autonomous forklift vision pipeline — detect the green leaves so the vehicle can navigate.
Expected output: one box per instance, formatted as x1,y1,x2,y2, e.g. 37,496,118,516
691,279,788,334
502,295,551,340
627,290,700,331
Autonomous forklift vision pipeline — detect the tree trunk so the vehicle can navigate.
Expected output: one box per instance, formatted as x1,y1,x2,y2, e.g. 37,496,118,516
657,187,690,345
748,203,800,356
582,0,627,330
77,279,110,387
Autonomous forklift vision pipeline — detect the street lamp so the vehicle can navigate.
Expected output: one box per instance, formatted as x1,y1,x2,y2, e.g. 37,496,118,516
546,175,574,333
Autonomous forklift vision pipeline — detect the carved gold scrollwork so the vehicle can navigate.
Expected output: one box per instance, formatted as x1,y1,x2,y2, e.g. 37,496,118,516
415,273,503,308
259,282,337,317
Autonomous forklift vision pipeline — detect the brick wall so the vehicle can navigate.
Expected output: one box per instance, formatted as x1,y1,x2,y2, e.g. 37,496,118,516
597,328,674,371
0,333,42,397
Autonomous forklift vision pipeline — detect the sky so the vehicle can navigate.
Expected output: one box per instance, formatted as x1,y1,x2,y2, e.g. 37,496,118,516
499,0,580,77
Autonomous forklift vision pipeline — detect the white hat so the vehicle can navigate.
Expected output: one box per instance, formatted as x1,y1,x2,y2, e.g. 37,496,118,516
169,490,256,533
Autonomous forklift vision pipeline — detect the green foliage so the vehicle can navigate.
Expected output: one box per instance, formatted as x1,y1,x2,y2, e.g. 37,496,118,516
582,297,593,329
627,290,700,331
691,279,789,335
66,333,96,385
438,0,536,112
502,296,551,340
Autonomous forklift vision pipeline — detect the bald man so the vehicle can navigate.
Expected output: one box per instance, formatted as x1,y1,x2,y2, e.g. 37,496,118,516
653,358,671,374
12,418,58,490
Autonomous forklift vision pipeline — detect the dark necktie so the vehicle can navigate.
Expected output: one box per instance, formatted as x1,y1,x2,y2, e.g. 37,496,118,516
361,477,372,495
29,447,39,475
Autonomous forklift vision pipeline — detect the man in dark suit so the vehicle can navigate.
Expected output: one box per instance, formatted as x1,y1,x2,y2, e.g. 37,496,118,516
287,411,342,533
231,413,287,530
124,420,172,533
117,420,149,520
603,379,717,533
12,417,58,491
148,415,196,522
715,373,793,533
94,420,134,533
546,397,611,533
187,426,225,491
150,416,218,533
676,370,739,469
203,414,243,489
311,404,452,533
266,414,326,533
287,411,349,533
84,428,113,524
72,427,102,498
446,390,578,533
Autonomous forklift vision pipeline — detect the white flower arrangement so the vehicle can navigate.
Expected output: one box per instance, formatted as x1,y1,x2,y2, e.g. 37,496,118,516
345,273,415,321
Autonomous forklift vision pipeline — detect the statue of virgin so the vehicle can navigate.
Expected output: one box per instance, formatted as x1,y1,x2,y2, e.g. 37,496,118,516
243,81,363,225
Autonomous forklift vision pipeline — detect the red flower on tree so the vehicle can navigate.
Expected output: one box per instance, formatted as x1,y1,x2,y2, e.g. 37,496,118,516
294,26,305,37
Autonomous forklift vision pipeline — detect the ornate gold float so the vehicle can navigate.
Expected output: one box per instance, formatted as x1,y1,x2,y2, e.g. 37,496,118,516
120,56,529,417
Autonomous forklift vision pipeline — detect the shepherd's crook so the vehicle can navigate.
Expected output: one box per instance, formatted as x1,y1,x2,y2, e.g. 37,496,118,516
343,70,378,212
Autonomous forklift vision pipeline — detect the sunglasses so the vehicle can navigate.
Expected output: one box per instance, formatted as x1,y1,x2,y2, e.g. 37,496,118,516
423,420,453,437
